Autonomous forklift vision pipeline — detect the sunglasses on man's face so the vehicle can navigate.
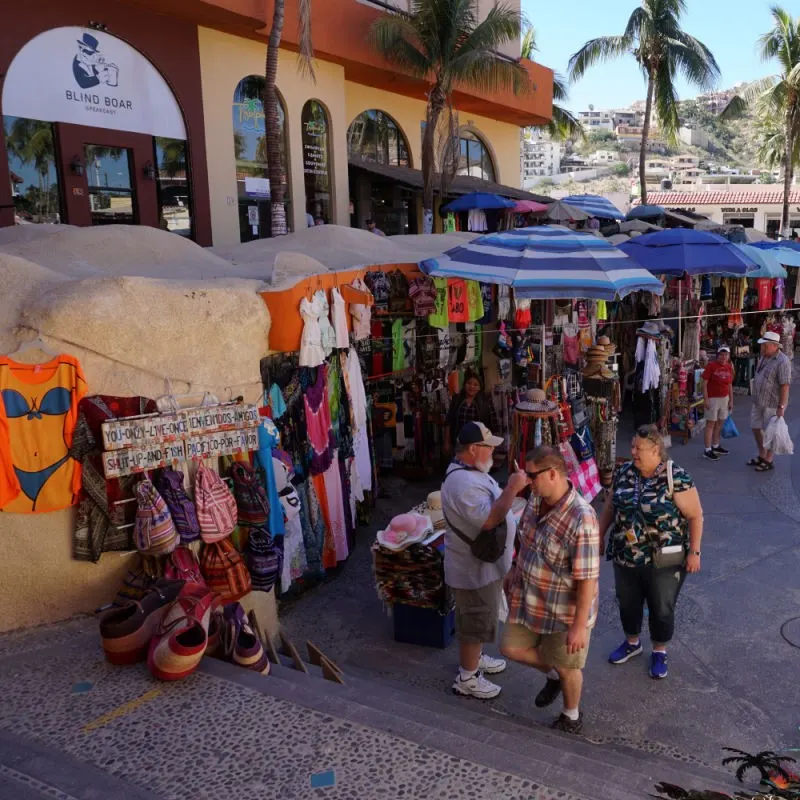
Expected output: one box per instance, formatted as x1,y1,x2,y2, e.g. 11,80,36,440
525,467,551,481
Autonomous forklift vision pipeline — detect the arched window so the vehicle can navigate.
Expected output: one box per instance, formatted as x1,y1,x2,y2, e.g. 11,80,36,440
232,75,289,241
347,110,410,167
302,100,333,224
457,130,496,182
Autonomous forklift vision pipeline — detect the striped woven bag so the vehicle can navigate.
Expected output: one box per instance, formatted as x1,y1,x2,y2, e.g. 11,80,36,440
195,465,238,543
133,480,179,556
230,462,269,528
200,539,251,603
156,469,201,544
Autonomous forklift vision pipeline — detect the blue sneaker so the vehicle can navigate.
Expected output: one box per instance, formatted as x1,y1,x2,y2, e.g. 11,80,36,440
608,640,643,664
650,651,668,679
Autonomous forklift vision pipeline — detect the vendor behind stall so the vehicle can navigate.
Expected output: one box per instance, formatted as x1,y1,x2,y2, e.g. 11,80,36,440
444,373,499,455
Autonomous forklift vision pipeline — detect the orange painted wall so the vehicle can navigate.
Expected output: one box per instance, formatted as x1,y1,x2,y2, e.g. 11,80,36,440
260,263,423,353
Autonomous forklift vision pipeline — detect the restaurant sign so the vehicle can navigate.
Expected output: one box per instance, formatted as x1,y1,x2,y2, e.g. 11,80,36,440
101,402,259,478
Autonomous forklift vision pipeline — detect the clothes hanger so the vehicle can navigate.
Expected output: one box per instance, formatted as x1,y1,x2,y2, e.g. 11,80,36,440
8,334,59,363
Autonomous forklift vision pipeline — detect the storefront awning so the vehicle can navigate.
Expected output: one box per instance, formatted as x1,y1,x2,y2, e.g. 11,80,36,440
348,158,552,203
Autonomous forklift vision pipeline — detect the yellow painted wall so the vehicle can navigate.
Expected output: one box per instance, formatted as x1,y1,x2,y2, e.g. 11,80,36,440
344,81,521,188
198,27,522,246
198,27,351,247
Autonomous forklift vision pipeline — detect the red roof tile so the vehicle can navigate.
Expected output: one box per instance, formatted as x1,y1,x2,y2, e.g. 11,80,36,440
644,190,800,205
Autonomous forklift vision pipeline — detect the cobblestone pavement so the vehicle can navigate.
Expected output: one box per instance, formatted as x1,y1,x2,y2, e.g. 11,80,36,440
281,389,800,771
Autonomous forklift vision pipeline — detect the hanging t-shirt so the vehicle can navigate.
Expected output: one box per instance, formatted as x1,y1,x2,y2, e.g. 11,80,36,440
256,417,286,538
755,278,773,311
448,279,469,323
392,318,405,372
466,280,483,322
402,320,416,370
497,285,512,321
0,354,88,513
428,277,449,328
514,298,532,330
438,328,452,370
477,283,494,324
445,213,457,233
387,270,410,313
775,278,785,309
371,319,386,376
348,277,373,341
416,322,440,373
408,276,438,316
596,300,608,321
364,271,390,311
268,383,287,419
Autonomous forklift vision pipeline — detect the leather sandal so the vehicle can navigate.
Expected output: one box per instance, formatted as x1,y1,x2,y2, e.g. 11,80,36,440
747,457,765,466
755,461,774,472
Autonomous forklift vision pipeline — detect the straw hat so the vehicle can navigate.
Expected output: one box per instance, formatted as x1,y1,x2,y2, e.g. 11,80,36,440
596,335,617,355
424,491,445,530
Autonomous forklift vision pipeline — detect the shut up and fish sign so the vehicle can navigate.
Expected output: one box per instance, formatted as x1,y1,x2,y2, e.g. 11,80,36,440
101,403,260,478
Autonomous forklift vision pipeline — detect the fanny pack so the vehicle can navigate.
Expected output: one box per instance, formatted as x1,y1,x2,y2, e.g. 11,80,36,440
442,467,507,563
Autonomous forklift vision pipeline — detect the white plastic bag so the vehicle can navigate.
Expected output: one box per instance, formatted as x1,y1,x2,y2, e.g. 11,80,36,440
763,415,794,456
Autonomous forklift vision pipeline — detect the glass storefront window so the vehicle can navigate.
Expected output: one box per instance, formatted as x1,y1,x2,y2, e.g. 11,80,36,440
84,144,135,225
347,110,410,168
3,115,62,224
456,130,495,182
232,75,289,241
303,100,333,224
154,138,192,237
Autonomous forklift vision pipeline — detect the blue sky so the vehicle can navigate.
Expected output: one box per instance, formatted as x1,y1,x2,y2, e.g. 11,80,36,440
522,0,781,112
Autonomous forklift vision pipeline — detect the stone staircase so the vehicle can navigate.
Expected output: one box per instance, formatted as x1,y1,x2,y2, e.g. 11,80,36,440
199,628,748,800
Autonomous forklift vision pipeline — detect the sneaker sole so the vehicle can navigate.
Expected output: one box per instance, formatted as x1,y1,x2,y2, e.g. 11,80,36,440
480,663,507,675
452,685,501,700
650,672,668,679
703,454,719,461
608,647,643,665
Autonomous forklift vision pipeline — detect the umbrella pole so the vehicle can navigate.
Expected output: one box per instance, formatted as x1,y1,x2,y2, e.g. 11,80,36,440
678,280,682,358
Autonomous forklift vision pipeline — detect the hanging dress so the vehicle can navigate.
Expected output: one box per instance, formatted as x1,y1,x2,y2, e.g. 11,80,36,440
299,295,325,368
255,417,285,538
345,347,373,498
316,289,336,358
331,287,350,349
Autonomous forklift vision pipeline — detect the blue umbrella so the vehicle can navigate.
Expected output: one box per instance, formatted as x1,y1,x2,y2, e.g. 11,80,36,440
441,192,515,212
626,205,665,221
750,240,800,267
562,194,625,220
419,225,664,300
619,228,757,276
733,245,787,279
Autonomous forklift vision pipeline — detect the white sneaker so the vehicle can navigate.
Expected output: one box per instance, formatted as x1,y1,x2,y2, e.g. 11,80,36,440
478,653,507,674
452,671,502,699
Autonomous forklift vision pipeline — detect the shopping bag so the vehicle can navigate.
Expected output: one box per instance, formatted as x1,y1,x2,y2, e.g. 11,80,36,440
720,416,739,439
763,415,794,456
569,457,602,503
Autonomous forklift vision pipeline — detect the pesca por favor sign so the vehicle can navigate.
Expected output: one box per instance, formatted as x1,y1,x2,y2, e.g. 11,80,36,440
101,402,259,479
1,27,186,139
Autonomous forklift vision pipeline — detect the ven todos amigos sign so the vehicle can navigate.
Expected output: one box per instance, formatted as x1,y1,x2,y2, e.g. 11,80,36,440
2,27,186,139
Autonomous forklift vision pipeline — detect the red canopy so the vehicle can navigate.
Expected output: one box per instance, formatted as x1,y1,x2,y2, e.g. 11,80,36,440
513,200,549,213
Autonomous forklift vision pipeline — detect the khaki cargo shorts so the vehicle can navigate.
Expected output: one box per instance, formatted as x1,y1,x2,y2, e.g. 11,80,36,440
452,580,502,644
501,623,592,670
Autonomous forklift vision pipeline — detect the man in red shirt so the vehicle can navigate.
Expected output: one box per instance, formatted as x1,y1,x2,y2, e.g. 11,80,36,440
702,345,734,461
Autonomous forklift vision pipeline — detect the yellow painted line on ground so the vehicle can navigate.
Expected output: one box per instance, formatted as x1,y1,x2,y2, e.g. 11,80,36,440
82,688,163,733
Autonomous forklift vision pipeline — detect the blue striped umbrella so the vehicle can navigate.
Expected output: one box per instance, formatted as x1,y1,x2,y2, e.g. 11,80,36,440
750,240,800,267
419,225,664,300
733,245,787,278
562,194,625,220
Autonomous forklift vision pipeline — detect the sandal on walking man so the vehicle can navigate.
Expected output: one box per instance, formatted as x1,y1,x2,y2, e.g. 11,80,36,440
749,331,791,473
441,422,529,700
500,447,600,735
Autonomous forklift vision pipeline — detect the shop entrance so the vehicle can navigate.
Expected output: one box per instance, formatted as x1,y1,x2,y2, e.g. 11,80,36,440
56,125,159,229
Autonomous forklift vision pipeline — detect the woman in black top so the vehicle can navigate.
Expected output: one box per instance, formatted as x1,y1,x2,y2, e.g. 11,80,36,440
445,373,499,454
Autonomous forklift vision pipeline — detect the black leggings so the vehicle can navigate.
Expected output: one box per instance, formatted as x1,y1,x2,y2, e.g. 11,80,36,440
613,563,687,644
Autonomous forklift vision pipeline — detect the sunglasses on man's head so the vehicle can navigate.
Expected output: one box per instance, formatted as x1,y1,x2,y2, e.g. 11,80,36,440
635,427,661,443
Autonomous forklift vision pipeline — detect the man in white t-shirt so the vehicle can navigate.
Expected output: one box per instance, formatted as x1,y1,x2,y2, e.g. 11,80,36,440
441,421,529,699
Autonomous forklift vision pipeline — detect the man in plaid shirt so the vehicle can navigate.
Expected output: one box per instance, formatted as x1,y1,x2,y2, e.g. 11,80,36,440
500,446,600,734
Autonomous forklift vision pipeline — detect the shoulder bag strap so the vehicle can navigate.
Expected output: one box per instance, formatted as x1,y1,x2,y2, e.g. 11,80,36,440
441,466,480,546
666,460,674,499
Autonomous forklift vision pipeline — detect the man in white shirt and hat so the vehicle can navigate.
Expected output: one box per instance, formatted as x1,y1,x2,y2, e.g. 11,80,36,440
441,421,529,699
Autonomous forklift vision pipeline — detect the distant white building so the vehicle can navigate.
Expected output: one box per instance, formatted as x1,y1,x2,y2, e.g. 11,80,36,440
578,109,615,131
590,149,618,164
521,133,562,180
679,127,710,150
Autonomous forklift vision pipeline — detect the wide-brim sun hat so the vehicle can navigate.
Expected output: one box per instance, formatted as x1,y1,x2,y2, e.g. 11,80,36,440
376,513,432,551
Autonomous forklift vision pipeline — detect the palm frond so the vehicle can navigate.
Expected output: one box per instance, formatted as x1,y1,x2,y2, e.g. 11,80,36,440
369,16,432,78
653,59,680,144
568,35,631,83
455,2,524,65
670,32,721,90
552,72,569,103
296,0,315,80
521,25,537,60
548,104,584,141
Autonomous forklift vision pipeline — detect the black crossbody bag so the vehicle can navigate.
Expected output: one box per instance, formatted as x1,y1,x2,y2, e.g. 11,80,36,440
442,467,507,563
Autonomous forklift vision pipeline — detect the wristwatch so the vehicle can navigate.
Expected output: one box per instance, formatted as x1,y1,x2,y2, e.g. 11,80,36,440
690,550,701,556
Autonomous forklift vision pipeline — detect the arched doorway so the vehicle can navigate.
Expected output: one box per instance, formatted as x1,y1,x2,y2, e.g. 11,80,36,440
1,27,192,236
232,75,290,242
301,100,333,225
347,109,414,234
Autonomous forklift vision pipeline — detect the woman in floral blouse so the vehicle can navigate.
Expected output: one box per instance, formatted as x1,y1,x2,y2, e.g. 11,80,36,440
598,425,704,680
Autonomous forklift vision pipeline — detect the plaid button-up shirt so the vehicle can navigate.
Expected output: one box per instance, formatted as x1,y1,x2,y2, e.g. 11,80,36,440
753,350,792,410
507,484,600,635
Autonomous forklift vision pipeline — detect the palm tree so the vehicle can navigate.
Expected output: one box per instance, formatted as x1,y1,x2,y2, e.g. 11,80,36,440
755,114,800,177
721,7,800,237
264,0,314,236
568,0,720,204
521,25,583,141
721,747,797,785
370,0,529,233
5,118,57,222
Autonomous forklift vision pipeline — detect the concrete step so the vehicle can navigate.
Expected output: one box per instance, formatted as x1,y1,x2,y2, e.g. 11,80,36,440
199,656,746,800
